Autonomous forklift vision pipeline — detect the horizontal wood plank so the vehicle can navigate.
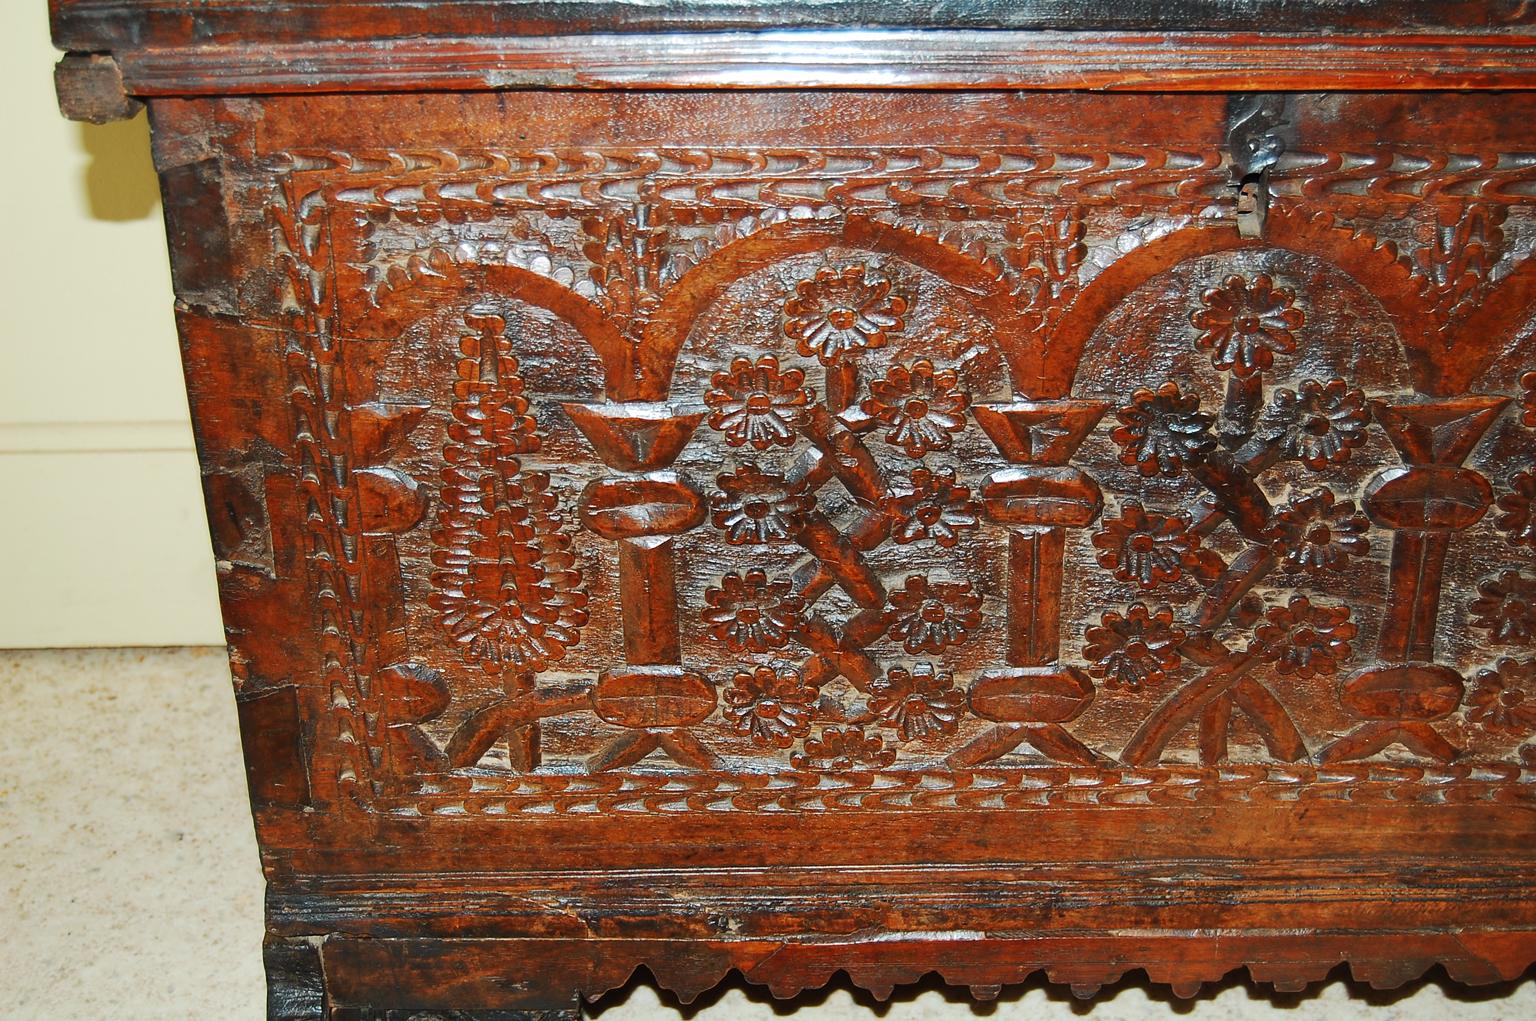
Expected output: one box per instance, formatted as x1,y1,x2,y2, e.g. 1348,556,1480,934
108,29,1536,95
49,0,1536,53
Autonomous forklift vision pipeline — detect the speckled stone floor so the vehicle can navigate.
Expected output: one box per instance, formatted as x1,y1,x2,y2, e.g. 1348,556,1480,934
1,647,1531,1020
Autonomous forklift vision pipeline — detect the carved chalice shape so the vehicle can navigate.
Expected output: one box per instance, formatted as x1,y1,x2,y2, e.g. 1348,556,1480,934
1321,395,1508,764
565,399,722,771
947,399,1112,768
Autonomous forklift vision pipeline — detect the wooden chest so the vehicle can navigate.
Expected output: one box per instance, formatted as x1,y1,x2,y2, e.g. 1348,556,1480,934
51,2,1536,1016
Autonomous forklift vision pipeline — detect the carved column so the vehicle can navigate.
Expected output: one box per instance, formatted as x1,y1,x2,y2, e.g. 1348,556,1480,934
949,400,1110,767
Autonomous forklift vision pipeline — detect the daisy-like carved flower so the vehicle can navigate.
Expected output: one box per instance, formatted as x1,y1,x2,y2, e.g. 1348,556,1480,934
783,265,908,365
790,726,897,771
1468,658,1536,734
883,467,981,547
1092,502,1200,589
1111,381,1216,477
1496,471,1536,549
1190,273,1304,378
710,464,815,545
701,569,805,652
722,666,819,749
887,575,983,654
1083,603,1187,691
861,360,970,458
1471,570,1536,645
1266,488,1371,574
869,663,965,741
704,355,813,450
1251,595,1356,679
1256,378,1370,471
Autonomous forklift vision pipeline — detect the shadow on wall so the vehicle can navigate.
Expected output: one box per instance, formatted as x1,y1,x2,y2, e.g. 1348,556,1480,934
78,112,160,221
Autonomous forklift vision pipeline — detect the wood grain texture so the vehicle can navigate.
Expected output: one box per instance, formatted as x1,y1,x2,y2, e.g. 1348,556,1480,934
46,0,1536,52
44,3,1536,1014
52,30,1536,101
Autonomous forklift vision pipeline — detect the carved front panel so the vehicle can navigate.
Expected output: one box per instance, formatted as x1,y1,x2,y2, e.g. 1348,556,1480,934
219,92,1536,828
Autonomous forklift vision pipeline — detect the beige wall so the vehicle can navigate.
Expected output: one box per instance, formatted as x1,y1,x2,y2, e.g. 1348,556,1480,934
1,3,224,647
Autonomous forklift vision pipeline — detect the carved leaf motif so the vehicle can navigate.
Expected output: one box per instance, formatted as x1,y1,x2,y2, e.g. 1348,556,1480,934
580,209,668,333
1004,208,1086,324
1413,203,1507,325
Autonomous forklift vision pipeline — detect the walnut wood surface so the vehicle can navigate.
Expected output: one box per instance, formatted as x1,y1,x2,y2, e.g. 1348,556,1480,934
47,1,1536,104
45,2,1536,1014
47,0,1536,52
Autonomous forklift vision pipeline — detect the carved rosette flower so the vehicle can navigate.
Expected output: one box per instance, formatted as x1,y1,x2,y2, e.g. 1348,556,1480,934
1190,273,1303,378
1266,489,1371,574
861,360,970,457
1522,369,1536,427
790,726,897,771
783,265,908,364
886,576,983,654
1111,382,1216,477
1083,603,1186,691
1251,595,1356,679
703,355,813,450
1467,658,1536,734
709,464,814,545
1257,378,1370,471
1092,502,1199,588
701,569,805,652
1496,471,1536,548
869,663,965,741
1471,570,1536,644
722,666,819,748
883,467,981,547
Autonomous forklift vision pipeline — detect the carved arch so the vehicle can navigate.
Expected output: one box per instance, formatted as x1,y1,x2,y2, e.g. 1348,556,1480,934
349,256,630,397
639,215,1028,400
1039,207,1435,398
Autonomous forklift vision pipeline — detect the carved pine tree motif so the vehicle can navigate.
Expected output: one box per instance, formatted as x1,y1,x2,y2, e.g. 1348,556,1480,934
426,310,590,771
429,310,588,674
